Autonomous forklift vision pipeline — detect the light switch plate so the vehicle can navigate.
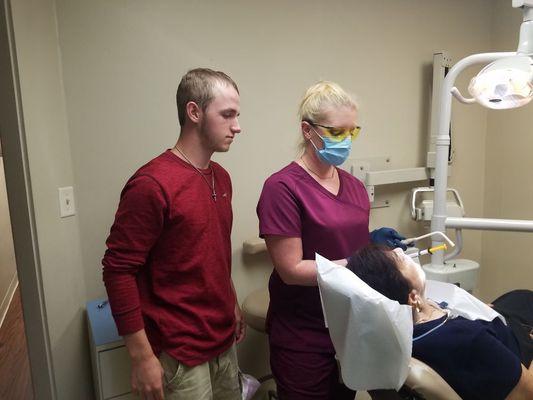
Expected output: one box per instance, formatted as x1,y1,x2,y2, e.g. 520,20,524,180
58,186,76,218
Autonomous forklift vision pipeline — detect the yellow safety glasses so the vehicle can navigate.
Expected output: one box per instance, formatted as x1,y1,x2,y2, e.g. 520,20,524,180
309,122,362,142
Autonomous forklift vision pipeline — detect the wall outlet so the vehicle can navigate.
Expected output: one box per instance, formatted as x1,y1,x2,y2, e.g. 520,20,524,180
58,186,76,218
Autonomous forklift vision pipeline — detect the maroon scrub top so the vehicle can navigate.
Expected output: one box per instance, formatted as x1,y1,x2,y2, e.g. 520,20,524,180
257,162,370,352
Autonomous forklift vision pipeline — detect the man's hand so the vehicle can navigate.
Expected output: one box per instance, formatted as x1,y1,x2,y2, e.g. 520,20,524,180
130,353,165,400
235,303,246,344
124,330,164,400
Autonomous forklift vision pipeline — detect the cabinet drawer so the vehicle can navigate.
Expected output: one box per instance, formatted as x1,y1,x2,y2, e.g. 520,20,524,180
98,345,132,399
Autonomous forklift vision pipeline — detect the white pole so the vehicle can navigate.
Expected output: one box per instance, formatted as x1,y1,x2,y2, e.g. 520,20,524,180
430,52,515,268
446,217,533,231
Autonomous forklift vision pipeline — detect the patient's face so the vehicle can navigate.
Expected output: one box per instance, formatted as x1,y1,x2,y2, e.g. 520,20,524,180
391,248,426,294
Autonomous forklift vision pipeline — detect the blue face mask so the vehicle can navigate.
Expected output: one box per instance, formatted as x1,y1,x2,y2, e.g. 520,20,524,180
310,128,352,166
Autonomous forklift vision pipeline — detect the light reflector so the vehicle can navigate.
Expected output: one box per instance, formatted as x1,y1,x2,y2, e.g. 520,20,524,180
468,55,533,109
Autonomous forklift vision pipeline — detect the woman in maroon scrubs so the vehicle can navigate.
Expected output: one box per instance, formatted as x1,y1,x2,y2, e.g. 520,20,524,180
257,81,405,400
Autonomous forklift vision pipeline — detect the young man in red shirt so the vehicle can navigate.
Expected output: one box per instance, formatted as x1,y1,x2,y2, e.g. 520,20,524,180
102,68,244,400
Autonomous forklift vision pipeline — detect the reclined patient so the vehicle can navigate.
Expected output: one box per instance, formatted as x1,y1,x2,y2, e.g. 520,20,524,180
346,245,533,400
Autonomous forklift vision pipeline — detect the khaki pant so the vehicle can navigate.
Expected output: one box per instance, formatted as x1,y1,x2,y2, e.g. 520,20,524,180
159,345,241,400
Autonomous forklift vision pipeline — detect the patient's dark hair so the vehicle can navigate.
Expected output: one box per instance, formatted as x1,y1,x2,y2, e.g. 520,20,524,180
346,244,412,305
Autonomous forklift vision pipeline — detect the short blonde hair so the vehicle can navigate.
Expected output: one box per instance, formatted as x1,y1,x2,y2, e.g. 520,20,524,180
176,68,239,126
298,81,358,124
297,81,358,150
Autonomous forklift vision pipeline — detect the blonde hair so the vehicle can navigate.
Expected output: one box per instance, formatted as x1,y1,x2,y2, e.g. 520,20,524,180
297,81,358,150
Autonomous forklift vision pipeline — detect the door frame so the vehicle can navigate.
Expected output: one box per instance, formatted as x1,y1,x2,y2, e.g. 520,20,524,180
0,0,56,398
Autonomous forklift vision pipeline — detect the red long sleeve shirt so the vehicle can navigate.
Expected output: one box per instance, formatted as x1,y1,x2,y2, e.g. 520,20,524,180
102,150,236,366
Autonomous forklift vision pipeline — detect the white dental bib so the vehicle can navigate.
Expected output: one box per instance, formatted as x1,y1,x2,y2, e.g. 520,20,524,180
425,279,506,324
316,254,413,391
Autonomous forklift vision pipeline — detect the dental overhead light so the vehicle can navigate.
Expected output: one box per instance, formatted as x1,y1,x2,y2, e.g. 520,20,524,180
468,0,533,109
426,1,533,289
468,55,533,109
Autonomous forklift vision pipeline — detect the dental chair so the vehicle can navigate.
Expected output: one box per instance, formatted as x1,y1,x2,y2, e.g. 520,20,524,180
241,287,277,400
242,287,461,400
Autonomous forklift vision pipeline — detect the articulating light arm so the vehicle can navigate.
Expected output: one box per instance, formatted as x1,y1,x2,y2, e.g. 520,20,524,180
450,87,476,104
514,0,533,55
430,53,515,267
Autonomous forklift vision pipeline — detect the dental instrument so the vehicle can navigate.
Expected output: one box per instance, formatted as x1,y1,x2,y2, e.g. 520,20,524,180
408,244,447,259
401,231,455,248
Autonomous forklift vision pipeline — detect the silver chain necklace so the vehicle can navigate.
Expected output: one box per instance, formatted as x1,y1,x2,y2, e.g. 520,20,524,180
173,145,217,201
300,156,335,179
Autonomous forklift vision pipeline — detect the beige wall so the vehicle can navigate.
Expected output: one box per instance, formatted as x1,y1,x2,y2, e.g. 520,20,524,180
0,158,17,325
54,0,494,298
480,2,533,301
53,0,494,383
12,0,525,398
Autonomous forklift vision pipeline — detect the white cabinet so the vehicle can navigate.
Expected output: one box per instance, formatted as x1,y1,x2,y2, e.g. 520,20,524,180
87,299,134,400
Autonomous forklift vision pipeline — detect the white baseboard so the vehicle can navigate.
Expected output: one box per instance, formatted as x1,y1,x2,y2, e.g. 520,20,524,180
0,273,18,329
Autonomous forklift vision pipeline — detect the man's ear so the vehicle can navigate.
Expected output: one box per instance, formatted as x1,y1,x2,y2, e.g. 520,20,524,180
186,101,201,124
